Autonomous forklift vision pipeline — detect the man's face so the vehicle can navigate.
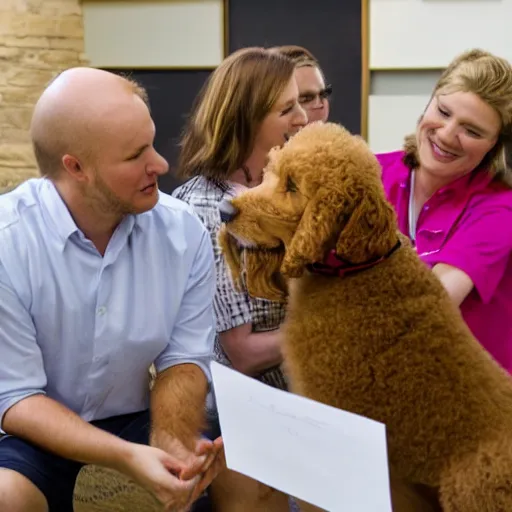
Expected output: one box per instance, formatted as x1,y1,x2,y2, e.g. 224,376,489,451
82,95,169,216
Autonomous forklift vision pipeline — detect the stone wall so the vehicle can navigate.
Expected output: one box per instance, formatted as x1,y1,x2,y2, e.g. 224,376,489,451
0,0,87,193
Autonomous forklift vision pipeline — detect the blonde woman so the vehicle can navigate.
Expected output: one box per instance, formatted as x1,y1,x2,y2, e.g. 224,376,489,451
173,47,307,510
378,49,512,373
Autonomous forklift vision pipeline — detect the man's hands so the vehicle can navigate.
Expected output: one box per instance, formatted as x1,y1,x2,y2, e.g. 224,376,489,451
120,443,200,511
183,436,226,506
150,428,226,510
151,429,209,477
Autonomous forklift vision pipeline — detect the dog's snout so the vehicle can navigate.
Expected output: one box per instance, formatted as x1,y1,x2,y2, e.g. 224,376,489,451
219,199,239,223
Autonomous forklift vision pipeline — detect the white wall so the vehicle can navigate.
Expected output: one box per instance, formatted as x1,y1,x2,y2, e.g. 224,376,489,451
81,0,510,150
82,0,224,68
368,95,428,153
368,70,441,152
368,0,511,152
370,0,512,70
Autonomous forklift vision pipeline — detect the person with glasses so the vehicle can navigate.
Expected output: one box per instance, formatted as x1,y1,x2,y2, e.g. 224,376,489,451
273,45,331,124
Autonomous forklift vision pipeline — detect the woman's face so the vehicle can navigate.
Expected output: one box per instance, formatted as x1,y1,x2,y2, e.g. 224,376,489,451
254,76,307,153
417,91,501,182
295,65,330,124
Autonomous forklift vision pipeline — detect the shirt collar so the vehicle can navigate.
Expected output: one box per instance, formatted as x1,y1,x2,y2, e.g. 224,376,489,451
400,167,495,199
40,179,79,249
434,168,493,199
40,179,139,252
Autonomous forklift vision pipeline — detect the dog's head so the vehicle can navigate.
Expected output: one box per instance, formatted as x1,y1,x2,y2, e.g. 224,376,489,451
219,122,398,302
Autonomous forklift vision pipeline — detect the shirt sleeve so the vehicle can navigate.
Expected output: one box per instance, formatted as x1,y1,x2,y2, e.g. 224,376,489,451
429,200,512,304
154,228,216,382
0,262,47,433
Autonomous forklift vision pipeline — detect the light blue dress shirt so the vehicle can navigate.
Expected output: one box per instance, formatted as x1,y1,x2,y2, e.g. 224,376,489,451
0,178,216,432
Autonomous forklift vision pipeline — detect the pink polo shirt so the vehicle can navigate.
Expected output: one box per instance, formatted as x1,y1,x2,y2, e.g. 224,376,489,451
377,150,512,373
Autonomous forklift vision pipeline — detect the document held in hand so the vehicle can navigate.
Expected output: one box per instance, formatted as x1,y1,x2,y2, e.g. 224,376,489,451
211,361,392,512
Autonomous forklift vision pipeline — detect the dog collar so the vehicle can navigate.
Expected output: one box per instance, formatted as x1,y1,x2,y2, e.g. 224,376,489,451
306,239,401,277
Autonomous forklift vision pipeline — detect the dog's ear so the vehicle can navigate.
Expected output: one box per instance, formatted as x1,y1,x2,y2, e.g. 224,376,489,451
219,226,288,302
281,189,344,277
244,249,288,303
281,186,397,277
334,192,397,264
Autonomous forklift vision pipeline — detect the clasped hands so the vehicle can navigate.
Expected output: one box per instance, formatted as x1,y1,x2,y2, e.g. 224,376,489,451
148,428,225,511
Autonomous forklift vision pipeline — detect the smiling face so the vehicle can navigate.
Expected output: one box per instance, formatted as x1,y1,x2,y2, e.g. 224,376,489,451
253,76,308,154
416,91,501,183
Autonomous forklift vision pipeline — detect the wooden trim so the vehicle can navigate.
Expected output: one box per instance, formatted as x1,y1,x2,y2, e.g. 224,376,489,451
99,65,217,71
370,66,447,72
360,0,370,140
223,0,229,58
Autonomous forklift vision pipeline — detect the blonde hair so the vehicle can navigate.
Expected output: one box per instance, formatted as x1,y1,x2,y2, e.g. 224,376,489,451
177,47,296,180
271,44,329,90
271,45,319,68
403,49,512,186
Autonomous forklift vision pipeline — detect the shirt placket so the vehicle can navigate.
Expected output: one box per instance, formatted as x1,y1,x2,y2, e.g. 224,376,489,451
82,259,113,415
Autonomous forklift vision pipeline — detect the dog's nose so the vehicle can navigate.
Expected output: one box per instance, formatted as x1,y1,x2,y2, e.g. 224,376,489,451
219,199,239,223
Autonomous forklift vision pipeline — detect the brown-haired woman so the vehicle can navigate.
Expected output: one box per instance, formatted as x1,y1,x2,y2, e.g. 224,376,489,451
173,47,307,510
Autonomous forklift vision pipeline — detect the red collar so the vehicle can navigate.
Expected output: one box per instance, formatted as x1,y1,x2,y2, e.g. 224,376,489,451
307,240,401,277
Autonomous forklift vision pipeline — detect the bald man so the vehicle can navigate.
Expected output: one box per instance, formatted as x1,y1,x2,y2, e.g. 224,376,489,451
0,68,224,512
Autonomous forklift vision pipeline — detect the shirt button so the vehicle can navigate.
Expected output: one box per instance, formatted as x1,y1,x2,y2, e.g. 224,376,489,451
424,205,429,211
97,306,107,316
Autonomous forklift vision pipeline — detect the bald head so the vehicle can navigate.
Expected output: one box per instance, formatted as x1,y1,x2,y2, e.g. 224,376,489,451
31,67,149,178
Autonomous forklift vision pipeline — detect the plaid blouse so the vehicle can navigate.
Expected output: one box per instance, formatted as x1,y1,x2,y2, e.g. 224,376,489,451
173,176,288,390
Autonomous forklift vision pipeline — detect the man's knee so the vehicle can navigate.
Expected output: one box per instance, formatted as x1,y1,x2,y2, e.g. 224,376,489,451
0,468,48,512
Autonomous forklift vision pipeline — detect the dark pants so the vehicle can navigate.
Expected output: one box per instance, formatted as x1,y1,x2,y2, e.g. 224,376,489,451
0,410,218,512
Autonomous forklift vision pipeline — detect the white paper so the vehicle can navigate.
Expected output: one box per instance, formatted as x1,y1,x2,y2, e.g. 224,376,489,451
211,361,392,512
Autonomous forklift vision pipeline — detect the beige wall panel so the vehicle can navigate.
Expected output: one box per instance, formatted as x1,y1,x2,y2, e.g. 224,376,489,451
83,0,224,68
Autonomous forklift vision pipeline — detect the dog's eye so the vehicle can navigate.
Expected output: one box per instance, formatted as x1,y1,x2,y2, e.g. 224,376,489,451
286,176,297,193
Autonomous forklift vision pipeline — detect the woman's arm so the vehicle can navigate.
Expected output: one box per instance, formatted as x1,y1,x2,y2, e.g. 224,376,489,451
219,324,283,376
432,263,474,307
427,200,512,308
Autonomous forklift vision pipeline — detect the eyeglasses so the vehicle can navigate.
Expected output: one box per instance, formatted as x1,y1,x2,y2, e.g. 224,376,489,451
299,85,332,105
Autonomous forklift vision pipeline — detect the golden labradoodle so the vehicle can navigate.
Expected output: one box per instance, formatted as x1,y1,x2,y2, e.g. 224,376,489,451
218,122,512,512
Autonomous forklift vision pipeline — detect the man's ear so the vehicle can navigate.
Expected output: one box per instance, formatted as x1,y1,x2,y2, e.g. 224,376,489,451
62,154,86,182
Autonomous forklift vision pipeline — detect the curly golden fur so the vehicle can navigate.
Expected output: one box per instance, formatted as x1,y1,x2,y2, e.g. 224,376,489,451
219,122,512,511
